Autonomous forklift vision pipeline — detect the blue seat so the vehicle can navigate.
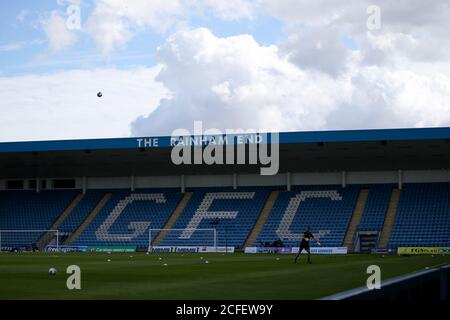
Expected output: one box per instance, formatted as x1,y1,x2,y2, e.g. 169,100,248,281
257,185,359,247
388,183,450,248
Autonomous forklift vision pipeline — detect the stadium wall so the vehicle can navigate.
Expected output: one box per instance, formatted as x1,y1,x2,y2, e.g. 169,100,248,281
2,170,450,191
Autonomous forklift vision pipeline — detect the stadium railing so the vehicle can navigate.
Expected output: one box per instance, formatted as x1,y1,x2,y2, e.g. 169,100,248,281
320,263,449,300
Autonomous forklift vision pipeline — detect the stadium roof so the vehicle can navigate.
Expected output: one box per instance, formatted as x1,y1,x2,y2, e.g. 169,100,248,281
1,127,450,153
1,127,450,178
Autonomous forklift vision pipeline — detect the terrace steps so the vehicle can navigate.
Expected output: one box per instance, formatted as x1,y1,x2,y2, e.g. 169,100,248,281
343,189,369,251
151,192,193,247
64,192,112,245
37,193,84,249
378,188,401,248
244,190,280,247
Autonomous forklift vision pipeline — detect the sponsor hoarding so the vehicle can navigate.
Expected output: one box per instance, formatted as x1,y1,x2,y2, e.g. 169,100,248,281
198,246,235,253
173,246,199,253
1,246,28,252
244,247,348,254
150,246,172,253
244,247,283,254
46,245,88,253
279,247,293,254
292,247,348,254
244,247,294,254
88,246,137,253
371,248,396,254
149,246,236,253
397,247,450,255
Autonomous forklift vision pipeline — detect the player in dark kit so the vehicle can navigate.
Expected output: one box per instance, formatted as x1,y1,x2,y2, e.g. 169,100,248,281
294,227,319,264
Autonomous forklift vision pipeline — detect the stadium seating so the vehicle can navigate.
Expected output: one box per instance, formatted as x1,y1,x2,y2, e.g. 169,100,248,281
357,185,393,232
0,190,78,246
160,187,271,247
58,190,105,233
1,183,450,250
256,186,359,247
388,183,450,248
72,189,183,248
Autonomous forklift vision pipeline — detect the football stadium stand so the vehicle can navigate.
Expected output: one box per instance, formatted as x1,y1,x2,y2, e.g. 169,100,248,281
159,187,270,247
256,186,359,247
0,182,449,250
0,190,77,247
71,189,184,247
389,183,450,247
1,127,450,251
357,185,393,232
57,191,103,234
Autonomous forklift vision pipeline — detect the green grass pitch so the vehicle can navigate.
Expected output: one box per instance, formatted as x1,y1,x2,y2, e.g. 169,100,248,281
0,253,449,299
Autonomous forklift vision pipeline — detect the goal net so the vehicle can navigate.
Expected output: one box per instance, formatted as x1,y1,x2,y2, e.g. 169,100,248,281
0,230,60,252
147,228,217,252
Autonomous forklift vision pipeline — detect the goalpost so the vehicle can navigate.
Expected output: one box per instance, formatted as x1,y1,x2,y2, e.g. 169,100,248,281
0,230,60,252
147,228,217,253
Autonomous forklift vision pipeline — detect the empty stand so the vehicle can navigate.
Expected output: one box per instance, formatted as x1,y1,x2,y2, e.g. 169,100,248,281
152,192,193,247
0,183,449,250
37,192,84,249
59,191,105,234
357,185,393,232
159,188,270,247
343,189,369,250
0,190,78,247
257,186,359,247
72,189,183,247
65,192,112,244
244,190,280,247
378,188,401,248
388,183,450,247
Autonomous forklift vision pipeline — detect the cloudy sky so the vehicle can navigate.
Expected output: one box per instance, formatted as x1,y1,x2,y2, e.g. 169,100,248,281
1,0,450,142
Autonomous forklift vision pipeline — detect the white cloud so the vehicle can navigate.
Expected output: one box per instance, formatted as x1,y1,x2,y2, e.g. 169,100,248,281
131,28,347,135
16,10,29,22
260,0,450,30
11,1,450,141
261,0,450,64
0,67,167,142
279,26,354,76
85,6,133,55
84,0,259,55
42,0,450,62
0,42,26,52
81,0,450,74
85,0,184,55
43,11,77,52
130,28,450,136
327,65,450,129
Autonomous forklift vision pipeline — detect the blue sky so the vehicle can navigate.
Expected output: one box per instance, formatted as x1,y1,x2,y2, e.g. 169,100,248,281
1,1,450,142
0,0,288,76
1,1,157,75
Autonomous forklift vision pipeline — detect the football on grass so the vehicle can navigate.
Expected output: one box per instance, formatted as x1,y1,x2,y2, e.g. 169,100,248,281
48,267,57,276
